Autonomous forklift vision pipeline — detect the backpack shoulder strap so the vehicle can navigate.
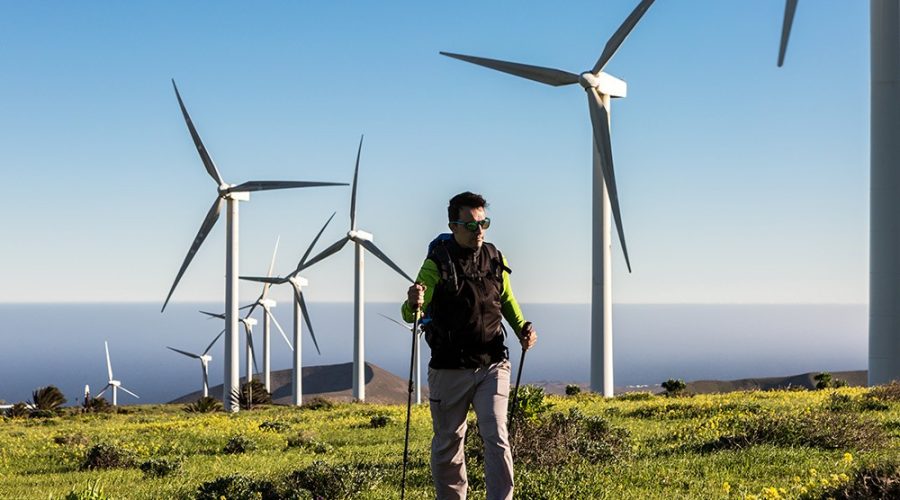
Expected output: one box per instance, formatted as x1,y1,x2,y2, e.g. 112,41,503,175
427,237,458,292
482,242,511,280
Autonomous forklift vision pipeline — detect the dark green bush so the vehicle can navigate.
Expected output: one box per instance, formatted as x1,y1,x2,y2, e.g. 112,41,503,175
813,460,900,499
565,384,582,396
54,432,89,446
301,397,335,410
223,435,256,454
32,386,66,413
259,420,289,432
868,380,900,401
661,379,687,397
814,372,848,390
139,457,182,478
286,460,385,499
83,397,111,413
508,385,553,423
230,380,272,410
194,474,283,500
286,433,332,454
369,414,393,428
6,402,29,418
616,391,654,401
81,443,135,470
827,392,889,412
184,396,221,413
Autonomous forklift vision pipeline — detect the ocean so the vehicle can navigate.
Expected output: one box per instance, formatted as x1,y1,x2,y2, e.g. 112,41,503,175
0,303,866,404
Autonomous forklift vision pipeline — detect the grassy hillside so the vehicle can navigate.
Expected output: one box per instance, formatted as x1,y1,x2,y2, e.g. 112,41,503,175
2,385,899,499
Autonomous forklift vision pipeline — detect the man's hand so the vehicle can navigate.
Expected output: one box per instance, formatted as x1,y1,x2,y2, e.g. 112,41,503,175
407,283,426,312
519,322,537,351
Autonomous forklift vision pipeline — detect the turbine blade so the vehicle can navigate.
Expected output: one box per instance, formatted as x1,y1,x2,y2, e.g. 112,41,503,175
378,313,412,331
440,51,579,87
161,197,224,312
358,239,415,283
350,135,363,230
227,180,347,193
167,346,201,359
204,328,226,355
299,236,350,271
239,303,254,310
586,89,632,272
298,212,337,270
199,310,225,319
96,385,111,398
171,80,225,186
298,291,321,355
119,386,140,399
241,276,286,285
268,308,293,351
261,235,280,300
104,341,113,381
592,0,656,74
778,0,799,67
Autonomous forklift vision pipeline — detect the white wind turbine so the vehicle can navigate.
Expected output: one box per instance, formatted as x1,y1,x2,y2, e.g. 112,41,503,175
167,329,224,398
239,236,297,392
200,311,260,384
161,80,347,412
97,341,139,406
302,136,415,401
775,0,900,386
440,0,655,396
242,212,336,406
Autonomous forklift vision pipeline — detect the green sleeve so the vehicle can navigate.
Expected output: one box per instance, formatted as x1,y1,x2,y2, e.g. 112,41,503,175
401,258,440,322
499,255,528,336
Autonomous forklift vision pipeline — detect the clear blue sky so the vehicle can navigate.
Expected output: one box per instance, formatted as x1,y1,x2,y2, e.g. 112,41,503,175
0,1,869,304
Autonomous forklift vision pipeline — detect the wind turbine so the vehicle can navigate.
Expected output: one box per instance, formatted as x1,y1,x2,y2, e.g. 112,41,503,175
167,329,224,398
775,0,900,386
242,212,335,406
302,136,416,401
440,0,655,396
97,341,139,406
161,80,347,412
239,236,294,392
200,311,259,384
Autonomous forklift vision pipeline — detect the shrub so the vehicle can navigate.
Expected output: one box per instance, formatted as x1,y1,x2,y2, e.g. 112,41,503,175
223,435,256,454
699,410,887,452
6,402,29,418
83,397,111,413
661,379,687,397
259,420,289,432
816,460,900,499
616,391,654,401
286,460,385,499
184,396,222,413
369,414,393,428
468,407,631,469
565,384,582,396
81,443,135,470
827,392,889,412
194,474,282,500
508,385,553,423
302,397,335,410
814,372,848,390
54,432,89,446
32,385,66,413
286,433,332,454
868,380,900,401
29,409,56,419
139,457,182,478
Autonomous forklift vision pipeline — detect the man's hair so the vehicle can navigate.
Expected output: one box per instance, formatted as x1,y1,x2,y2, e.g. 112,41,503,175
447,192,487,222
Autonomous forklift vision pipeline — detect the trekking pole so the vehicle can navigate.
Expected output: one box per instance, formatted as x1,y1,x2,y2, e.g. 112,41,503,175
508,346,527,445
400,308,421,500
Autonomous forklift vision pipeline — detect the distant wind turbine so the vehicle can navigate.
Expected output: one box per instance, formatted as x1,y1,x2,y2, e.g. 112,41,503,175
380,314,424,405
97,341,139,406
774,0,900,386
161,80,347,411
242,212,335,405
440,0,655,396
200,311,259,383
167,329,224,398
302,136,415,401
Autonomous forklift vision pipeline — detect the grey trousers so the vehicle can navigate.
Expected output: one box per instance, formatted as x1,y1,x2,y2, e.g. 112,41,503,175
428,360,514,500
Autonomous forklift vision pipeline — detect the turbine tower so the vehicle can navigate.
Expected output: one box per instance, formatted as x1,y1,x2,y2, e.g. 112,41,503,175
167,329,224,398
97,341,139,406
200,311,260,384
302,136,415,401
776,0,900,386
242,213,335,405
161,80,347,412
440,0,655,396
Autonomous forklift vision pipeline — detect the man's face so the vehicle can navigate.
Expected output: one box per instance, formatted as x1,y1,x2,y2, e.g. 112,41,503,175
450,206,487,250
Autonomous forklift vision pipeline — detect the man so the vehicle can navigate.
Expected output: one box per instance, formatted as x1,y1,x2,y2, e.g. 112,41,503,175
402,191,537,500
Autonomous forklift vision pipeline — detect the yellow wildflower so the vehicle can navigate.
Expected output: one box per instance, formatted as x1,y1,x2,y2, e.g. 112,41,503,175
842,452,853,465
723,482,731,494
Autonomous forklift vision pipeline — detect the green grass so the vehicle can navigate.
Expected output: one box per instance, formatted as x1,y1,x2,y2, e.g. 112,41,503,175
1,386,898,499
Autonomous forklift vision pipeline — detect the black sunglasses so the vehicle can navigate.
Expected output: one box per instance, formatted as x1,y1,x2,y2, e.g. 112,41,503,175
450,218,491,232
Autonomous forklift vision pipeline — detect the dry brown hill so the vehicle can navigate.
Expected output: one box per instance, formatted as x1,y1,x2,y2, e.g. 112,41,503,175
170,362,428,405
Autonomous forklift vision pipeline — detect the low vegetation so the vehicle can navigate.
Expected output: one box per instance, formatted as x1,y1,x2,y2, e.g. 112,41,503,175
1,384,899,498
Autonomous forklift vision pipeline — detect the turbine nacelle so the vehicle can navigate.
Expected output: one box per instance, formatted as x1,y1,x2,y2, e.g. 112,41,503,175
260,298,276,309
200,355,212,364
579,72,627,98
289,276,309,288
109,380,121,387
348,229,373,242
241,317,258,327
